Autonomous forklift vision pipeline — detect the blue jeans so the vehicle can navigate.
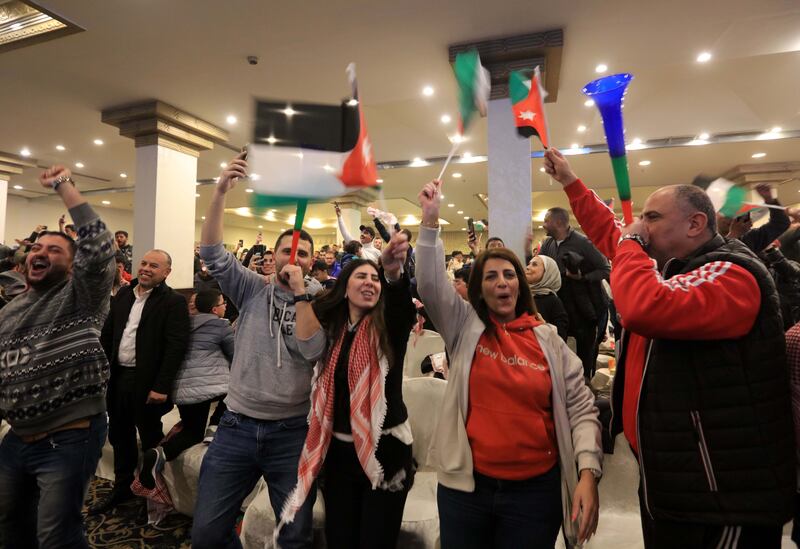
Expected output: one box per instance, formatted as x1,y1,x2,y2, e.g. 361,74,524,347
0,413,108,549
191,410,315,549
438,466,562,549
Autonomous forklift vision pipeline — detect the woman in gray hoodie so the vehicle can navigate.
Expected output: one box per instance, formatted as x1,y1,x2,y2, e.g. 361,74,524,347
139,289,234,489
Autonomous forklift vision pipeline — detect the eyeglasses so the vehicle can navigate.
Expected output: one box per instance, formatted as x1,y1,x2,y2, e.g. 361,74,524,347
215,300,226,307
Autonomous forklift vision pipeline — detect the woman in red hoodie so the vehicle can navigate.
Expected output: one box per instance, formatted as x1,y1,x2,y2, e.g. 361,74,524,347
415,179,602,549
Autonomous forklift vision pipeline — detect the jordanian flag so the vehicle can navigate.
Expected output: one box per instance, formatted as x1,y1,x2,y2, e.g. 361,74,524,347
454,49,490,134
703,178,747,218
247,96,378,208
509,66,549,148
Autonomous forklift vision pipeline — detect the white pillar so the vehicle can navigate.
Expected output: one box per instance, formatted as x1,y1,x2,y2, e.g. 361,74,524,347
336,203,361,246
487,98,532,262
133,144,197,288
0,178,7,246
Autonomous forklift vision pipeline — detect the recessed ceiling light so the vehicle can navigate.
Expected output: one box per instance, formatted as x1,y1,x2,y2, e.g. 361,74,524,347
770,126,782,133
540,167,546,172
571,143,580,149
266,136,277,145
752,152,766,158
461,228,466,231
245,188,254,193
13,185,23,190
464,216,469,220
452,172,462,178
323,164,336,172
422,85,434,97
75,162,84,168
698,132,710,141
595,64,608,73
376,178,384,183
101,200,110,205
696,52,712,63
441,114,451,124
449,134,466,144
346,99,359,107
282,106,297,116
577,125,587,133
631,138,642,146
639,160,651,166
11,23,22,31
20,148,31,157
462,152,473,159
220,162,227,168
201,216,206,220
440,194,445,199
120,173,127,178
258,225,263,229
93,139,104,146
55,145,65,151
457,210,464,214
226,115,237,124
195,193,201,197
584,99,595,107
448,203,455,208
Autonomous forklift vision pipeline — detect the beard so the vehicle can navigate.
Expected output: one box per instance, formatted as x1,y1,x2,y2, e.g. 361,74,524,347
27,263,70,290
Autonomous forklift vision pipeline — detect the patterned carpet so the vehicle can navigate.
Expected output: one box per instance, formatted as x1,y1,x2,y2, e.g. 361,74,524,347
84,477,192,548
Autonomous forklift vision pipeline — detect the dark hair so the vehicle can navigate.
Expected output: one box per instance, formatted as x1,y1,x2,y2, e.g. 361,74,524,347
195,289,222,314
454,265,471,283
467,248,536,331
311,259,328,274
312,259,393,367
36,231,77,256
546,207,570,226
320,244,330,253
275,228,314,254
115,230,129,238
400,228,412,242
264,249,274,257
674,185,717,234
344,240,362,255
485,236,505,247
359,225,376,238
452,250,464,257
114,252,125,265
64,224,76,233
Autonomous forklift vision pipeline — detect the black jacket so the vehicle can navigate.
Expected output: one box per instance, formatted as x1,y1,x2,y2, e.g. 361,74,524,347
540,229,610,324
101,280,190,399
611,236,795,526
740,198,789,253
533,293,568,341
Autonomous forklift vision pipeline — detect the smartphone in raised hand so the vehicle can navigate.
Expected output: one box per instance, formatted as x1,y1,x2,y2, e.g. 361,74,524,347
467,218,476,241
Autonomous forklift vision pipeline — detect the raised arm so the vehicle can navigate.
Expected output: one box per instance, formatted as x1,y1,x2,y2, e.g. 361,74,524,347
740,184,790,253
335,203,355,243
39,166,115,314
415,180,475,352
544,149,624,260
282,263,327,363
201,151,246,247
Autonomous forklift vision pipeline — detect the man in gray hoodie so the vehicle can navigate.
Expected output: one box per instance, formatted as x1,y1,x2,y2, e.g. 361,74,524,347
192,152,326,549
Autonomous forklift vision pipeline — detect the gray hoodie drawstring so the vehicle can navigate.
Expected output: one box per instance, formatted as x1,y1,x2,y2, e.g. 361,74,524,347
269,284,287,368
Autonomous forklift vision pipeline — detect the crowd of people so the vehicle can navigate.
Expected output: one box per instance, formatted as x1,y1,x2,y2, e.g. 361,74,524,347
0,146,799,549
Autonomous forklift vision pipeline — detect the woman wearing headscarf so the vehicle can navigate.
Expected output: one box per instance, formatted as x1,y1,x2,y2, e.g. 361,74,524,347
526,254,569,341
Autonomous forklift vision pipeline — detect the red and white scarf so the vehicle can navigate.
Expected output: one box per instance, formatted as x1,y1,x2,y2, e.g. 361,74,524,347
275,317,388,540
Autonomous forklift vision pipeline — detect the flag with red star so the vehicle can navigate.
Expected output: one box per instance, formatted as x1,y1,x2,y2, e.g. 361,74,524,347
509,66,549,148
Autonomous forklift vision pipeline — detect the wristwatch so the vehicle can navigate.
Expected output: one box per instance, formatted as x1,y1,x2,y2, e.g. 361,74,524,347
52,176,75,192
619,233,647,249
293,294,312,304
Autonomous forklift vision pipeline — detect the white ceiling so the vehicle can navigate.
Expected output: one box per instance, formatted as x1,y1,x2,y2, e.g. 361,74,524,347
3,0,799,233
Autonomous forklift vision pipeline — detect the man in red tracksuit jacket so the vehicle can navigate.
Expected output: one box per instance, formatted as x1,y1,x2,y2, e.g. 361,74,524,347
544,148,794,549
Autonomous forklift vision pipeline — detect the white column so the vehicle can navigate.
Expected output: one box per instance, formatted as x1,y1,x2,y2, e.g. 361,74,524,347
487,98,532,262
0,178,7,245
336,204,361,246
133,144,197,288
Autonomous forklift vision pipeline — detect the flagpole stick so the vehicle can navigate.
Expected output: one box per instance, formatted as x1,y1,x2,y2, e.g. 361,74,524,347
437,141,461,182
742,202,786,211
289,199,309,264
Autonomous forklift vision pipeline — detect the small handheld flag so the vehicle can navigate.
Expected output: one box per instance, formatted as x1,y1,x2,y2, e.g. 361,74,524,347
454,49,490,135
509,66,549,148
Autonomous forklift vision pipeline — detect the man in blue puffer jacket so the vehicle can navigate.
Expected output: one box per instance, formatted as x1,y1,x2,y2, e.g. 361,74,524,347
139,289,234,489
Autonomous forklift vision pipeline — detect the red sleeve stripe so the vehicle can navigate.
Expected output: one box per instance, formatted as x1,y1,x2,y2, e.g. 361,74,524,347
655,261,733,292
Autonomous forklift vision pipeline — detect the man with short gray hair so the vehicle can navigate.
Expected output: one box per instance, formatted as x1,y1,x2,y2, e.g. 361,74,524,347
91,248,190,514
